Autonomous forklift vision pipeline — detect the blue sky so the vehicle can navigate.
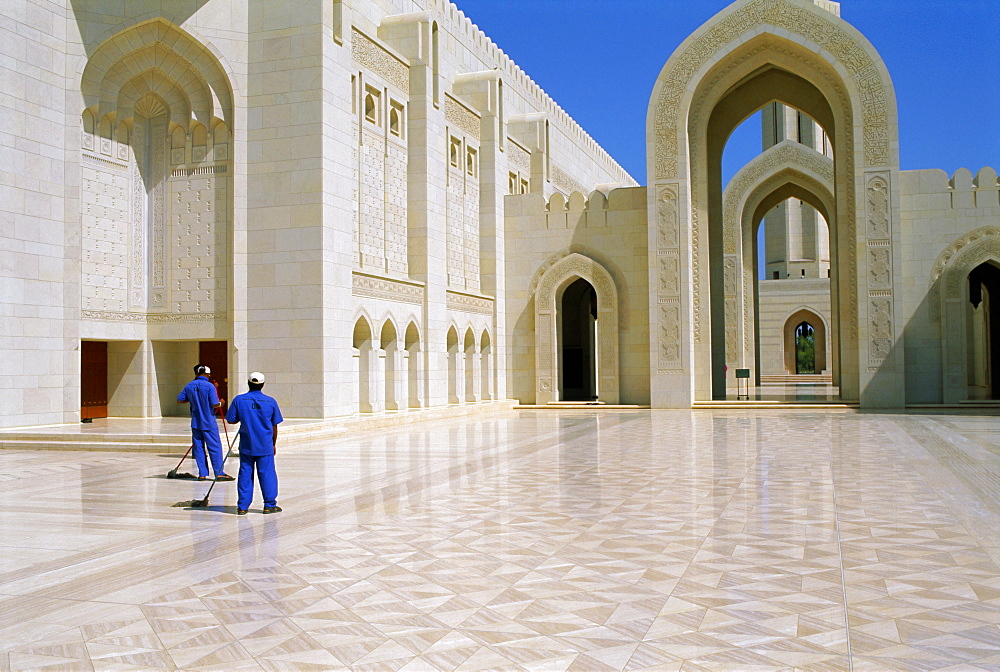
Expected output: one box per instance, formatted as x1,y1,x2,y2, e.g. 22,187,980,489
456,0,999,186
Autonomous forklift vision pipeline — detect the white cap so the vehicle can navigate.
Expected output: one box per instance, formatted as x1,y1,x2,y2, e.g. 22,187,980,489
198,365,211,375
249,371,266,384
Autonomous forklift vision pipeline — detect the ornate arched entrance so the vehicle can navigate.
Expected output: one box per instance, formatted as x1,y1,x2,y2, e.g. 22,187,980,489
722,139,836,386
646,0,903,407
534,253,619,404
932,227,1000,402
782,308,828,375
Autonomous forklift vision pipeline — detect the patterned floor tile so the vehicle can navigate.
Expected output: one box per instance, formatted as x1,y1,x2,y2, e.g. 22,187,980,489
3,410,1000,670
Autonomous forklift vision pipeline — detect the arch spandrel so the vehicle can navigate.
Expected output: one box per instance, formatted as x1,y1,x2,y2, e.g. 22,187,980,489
648,0,897,180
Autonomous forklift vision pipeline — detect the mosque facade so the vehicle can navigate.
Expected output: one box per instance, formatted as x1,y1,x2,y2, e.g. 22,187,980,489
1,0,997,430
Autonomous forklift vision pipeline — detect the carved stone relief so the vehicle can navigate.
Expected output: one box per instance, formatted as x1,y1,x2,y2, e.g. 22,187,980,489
445,95,480,141
653,0,891,180
352,272,424,305
352,28,409,94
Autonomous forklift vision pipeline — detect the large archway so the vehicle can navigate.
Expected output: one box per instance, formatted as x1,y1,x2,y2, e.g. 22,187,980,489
646,0,903,407
722,139,836,390
933,228,1000,402
534,253,619,404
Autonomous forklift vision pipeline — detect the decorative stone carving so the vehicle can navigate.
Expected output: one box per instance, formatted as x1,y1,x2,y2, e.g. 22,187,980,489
552,165,586,196
447,291,494,315
723,141,833,255
868,244,891,289
445,95,480,141
929,226,1000,290
866,175,890,239
534,253,620,403
507,140,530,171
868,296,892,370
656,185,679,249
352,272,424,305
653,0,891,180
658,301,681,367
352,28,409,94
81,310,223,323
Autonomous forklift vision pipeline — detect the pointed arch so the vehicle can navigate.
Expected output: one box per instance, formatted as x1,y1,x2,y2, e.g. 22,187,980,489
446,325,460,404
534,252,619,404
480,329,493,401
782,307,828,375
933,229,1000,403
353,316,374,413
82,19,234,127
722,140,837,380
404,322,422,409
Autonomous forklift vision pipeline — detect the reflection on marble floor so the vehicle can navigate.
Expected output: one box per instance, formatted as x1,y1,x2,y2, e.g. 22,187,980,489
2,409,1000,671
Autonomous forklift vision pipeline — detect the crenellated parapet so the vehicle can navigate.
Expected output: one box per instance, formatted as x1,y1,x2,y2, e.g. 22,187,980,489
902,167,999,210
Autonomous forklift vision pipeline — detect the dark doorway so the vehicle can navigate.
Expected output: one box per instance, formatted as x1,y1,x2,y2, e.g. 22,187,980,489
794,322,816,374
968,262,1000,399
199,341,229,407
81,340,108,420
560,278,598,401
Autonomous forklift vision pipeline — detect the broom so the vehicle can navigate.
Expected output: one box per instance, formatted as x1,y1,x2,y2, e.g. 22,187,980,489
166,443,196,479
189,413,237,508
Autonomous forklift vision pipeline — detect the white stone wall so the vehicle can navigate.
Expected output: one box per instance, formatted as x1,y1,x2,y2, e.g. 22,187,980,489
899,167,1000,404
0,0,77,428
505,187,650,405
756,279,833,376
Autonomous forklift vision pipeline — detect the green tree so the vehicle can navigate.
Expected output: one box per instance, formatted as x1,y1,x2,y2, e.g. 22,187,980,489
796,323,815,374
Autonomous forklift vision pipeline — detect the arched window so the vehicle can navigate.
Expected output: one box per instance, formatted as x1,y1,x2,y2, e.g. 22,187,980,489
364,93,377,124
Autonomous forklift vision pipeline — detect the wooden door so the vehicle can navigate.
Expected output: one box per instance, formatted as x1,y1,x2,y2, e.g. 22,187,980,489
199,341,229,408
81,341,108,420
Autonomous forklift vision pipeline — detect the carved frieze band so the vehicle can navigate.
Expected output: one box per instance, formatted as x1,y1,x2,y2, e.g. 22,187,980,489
352,28,410,94
655,184,682,371
507,140,530,171
447,291,494,315
552,165,586,196
445,95,481,141
654,0,890,179
81,310,223,323
352,272,424,305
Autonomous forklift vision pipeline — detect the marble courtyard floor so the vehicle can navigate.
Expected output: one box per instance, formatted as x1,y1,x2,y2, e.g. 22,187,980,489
2,409,1000,671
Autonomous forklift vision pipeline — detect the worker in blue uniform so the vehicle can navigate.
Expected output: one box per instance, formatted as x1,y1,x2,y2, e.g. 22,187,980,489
177,365,233,481
225,371,284,515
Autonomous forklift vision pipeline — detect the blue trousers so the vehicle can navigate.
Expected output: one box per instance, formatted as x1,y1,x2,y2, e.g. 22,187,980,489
237,453,278,510
192,427,225,478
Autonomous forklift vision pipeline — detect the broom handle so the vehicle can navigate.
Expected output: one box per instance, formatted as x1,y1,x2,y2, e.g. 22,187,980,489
198,422,238,504
171,443,194,472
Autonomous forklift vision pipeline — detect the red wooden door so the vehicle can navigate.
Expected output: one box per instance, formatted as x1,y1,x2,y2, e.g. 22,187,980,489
199,341,229,409
81,341,108,419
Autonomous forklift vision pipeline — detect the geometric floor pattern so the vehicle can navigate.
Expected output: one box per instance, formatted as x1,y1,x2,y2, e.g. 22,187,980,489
2,409,999,671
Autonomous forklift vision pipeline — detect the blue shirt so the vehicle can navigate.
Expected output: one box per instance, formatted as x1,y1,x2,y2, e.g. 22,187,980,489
177,376,220,431
225,390,283,456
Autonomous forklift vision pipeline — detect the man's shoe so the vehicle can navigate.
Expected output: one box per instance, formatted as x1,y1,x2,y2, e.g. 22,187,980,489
236,509,248,516
262,506,282,514
197,476,208,481
216,474,235,482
